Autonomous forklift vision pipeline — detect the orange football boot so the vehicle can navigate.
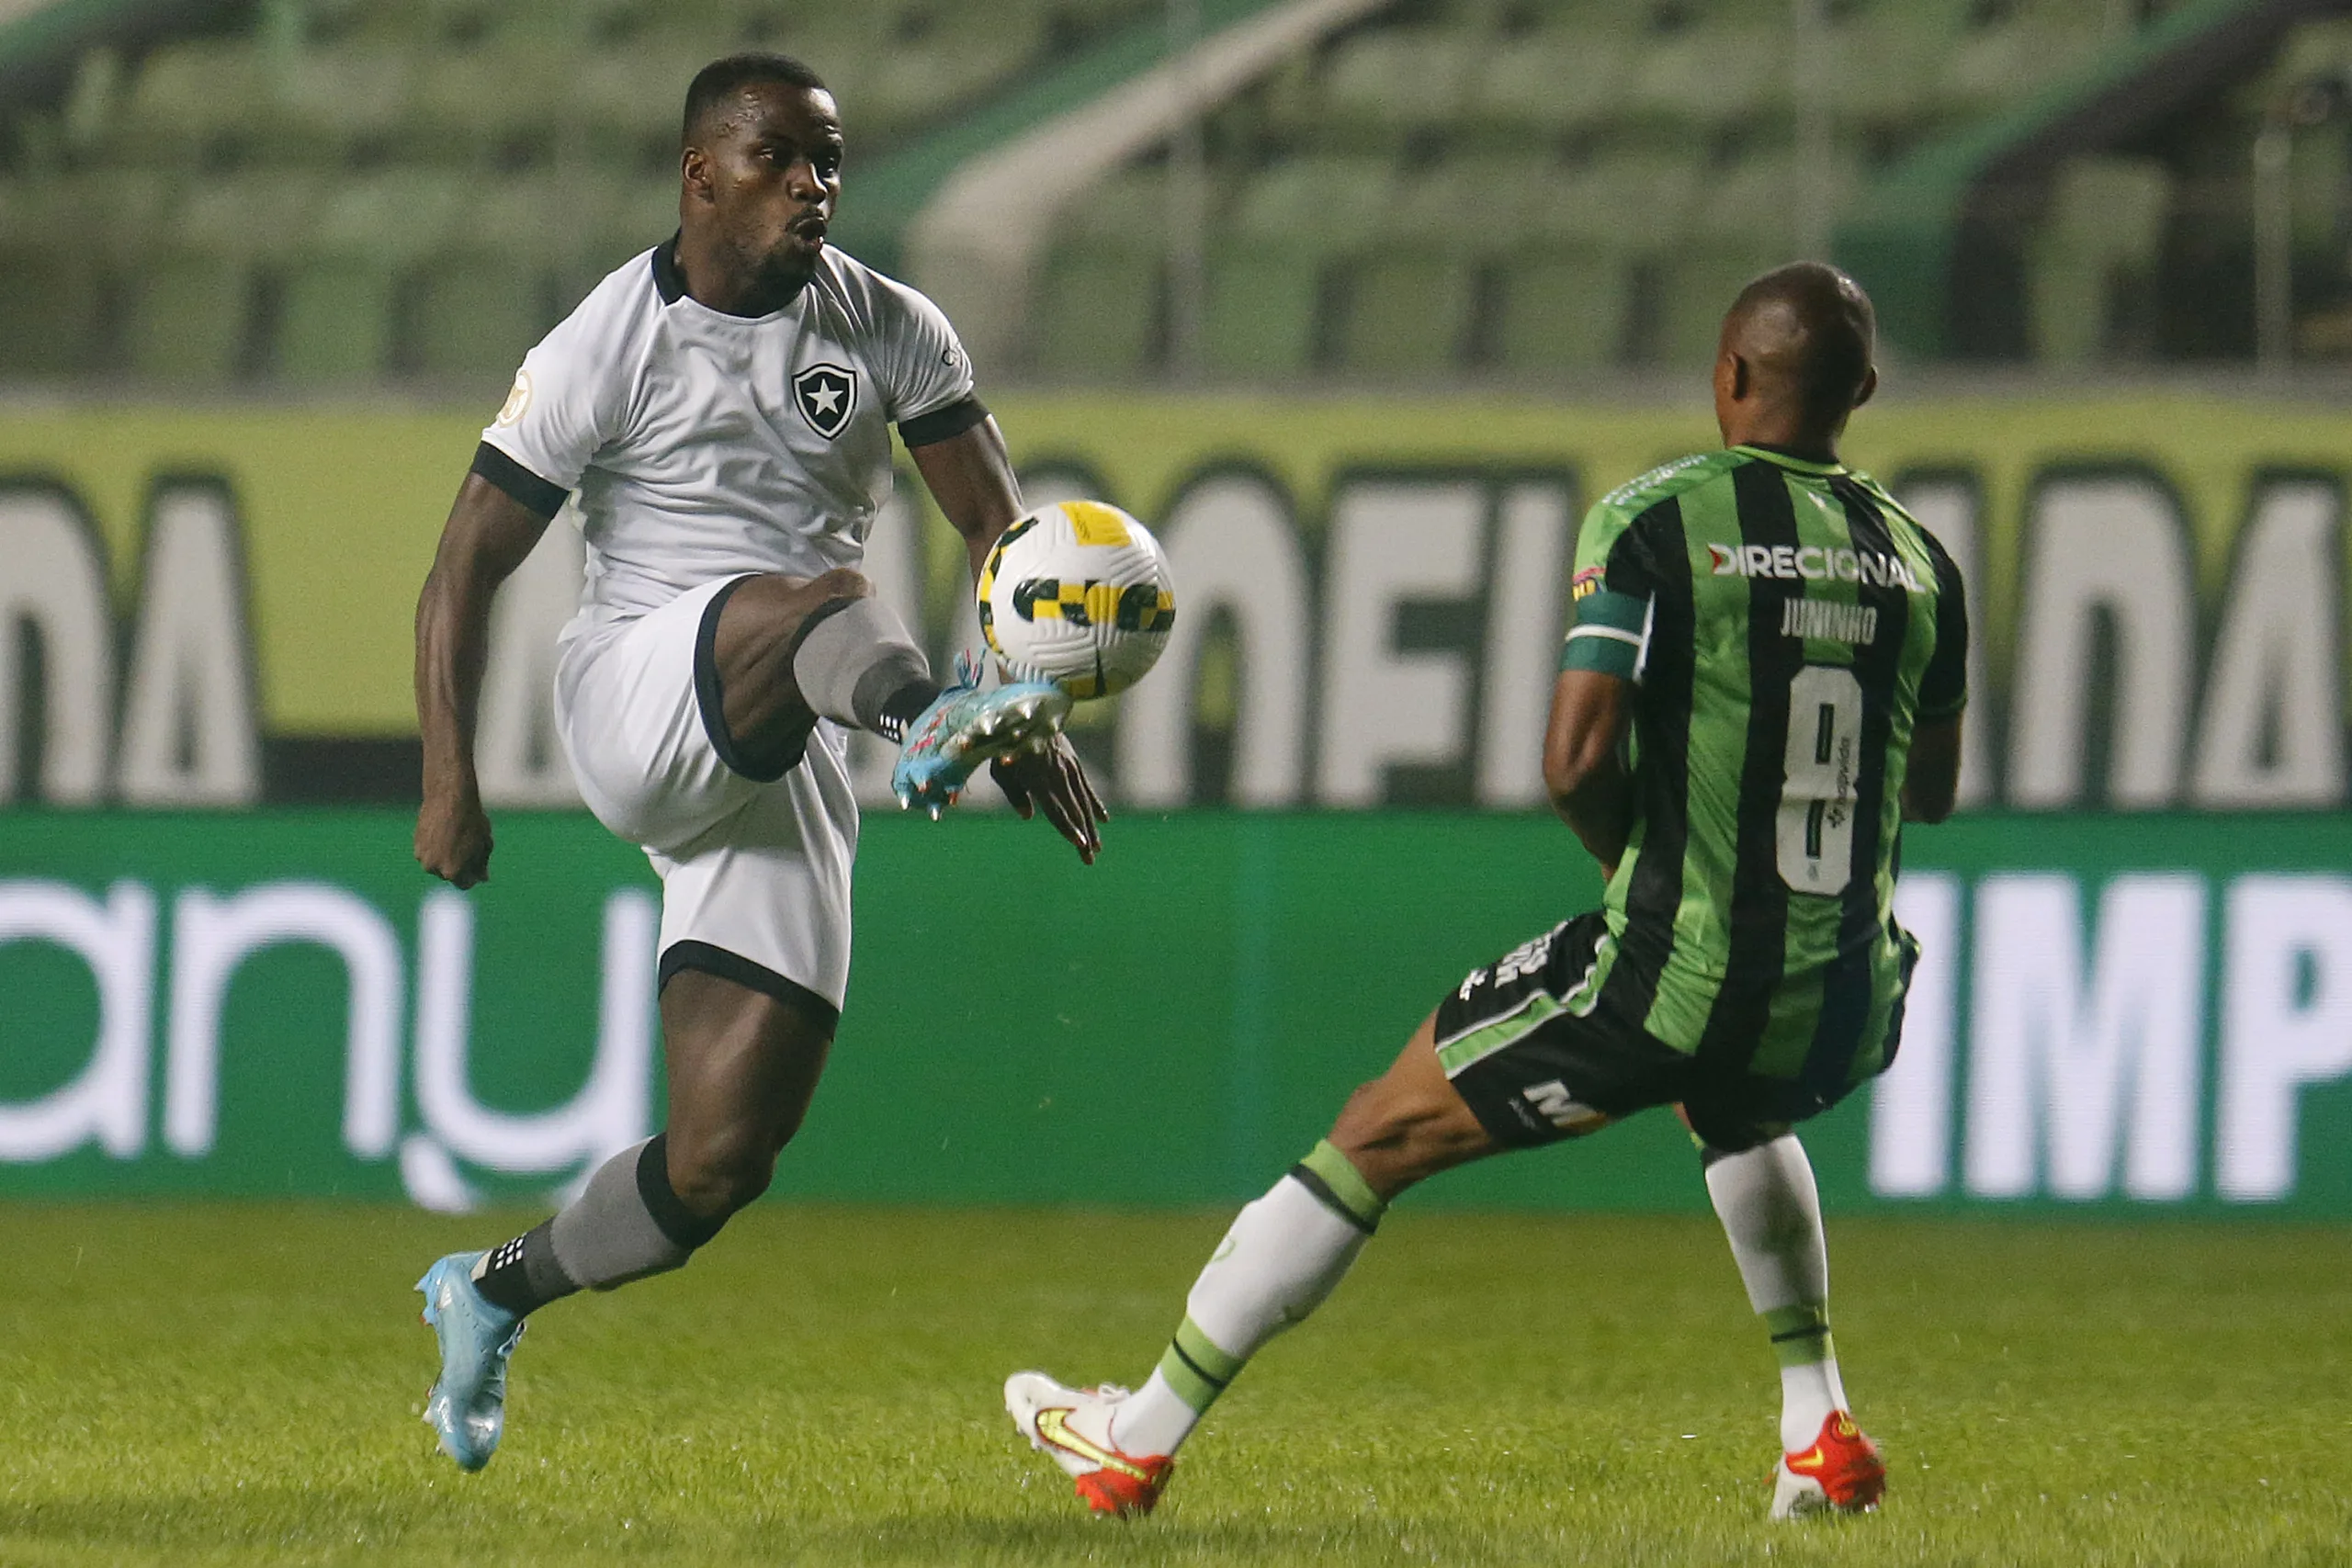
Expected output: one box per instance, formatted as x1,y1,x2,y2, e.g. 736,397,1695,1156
1004,1372,1175,1517
1772,1410,1885,1518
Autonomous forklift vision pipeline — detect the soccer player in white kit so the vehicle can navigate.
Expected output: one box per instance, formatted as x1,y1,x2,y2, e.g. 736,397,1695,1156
408,52,1106,1472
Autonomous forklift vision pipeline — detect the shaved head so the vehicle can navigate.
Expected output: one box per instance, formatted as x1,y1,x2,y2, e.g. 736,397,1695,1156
1713,262,1878,458
683,52,828,148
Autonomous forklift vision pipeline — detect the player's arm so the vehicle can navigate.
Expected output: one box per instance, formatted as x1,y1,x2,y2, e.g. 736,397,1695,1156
1544,670,1636,875
1546,535,1653,874
1903,716,1962,824
904,412,1109,861
1903,526,1970,827
414,466,555,887
908,411,1024,577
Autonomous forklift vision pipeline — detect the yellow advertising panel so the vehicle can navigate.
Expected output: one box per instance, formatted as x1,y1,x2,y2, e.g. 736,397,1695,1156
2,392,2346,812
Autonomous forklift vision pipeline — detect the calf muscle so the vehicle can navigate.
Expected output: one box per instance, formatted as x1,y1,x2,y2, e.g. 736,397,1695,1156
659,969,835,1219
708,570,873,759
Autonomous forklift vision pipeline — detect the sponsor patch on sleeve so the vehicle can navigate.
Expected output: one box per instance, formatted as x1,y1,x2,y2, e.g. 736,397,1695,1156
493,368,532,428
1571,565,1604,602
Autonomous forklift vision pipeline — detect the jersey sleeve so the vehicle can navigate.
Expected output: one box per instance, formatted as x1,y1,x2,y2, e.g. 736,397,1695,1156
1561,500,1667,682
477,299,635,514
869,274,979,432
1916,527,1969,721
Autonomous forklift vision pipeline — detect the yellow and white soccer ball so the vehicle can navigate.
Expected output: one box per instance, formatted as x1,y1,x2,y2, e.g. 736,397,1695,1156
978,500,1176,699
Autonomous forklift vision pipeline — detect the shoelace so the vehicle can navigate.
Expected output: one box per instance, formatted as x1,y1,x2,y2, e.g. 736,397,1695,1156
950,648,989,693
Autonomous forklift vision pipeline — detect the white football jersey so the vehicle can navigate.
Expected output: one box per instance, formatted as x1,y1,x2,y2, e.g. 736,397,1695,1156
480,239,976,625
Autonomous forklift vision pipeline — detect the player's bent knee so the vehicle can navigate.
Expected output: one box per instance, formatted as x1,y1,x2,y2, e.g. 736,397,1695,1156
802,567,873,606
1329,1075,1491,1196
666,1126,780,1219
719,569,875,638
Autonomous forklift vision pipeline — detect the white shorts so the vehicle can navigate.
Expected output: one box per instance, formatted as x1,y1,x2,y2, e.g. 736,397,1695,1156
555,577,858,1019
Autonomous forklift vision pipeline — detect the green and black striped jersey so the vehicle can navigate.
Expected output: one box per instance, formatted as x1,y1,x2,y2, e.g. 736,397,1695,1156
1558,445,1967,1096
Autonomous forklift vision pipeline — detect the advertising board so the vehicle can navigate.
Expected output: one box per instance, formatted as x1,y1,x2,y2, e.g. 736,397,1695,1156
3,392,2343,812
4,810,2345,1216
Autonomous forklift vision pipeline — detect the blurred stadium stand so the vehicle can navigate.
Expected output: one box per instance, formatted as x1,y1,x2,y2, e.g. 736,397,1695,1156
4,0,2352,385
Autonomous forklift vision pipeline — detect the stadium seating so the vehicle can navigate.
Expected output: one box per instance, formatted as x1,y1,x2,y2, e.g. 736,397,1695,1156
0,244,105,374
1028,0,2146,377
0,0,1158,384
1332,252,1479,375
126,252,252,381
0,0,2254,382
1031,172,1165,376
274,257,401,383
1203,242,1325,377
2026,156,2173,366
1492,246,1630,371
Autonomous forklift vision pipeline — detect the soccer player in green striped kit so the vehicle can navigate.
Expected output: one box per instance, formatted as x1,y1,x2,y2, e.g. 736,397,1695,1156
1005,263,1968,1521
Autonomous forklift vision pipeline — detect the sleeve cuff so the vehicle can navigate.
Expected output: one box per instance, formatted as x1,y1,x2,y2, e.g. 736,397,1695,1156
470,442,569,520
1918,694,1969,722
897,395,989,449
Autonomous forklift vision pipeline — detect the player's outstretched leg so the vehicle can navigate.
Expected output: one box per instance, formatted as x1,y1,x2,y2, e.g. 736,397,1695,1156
701,567,1070,817
1005,1139,1377,1517
1702,1134,1884,1517
1007,1018,1492,1517
416,975,829,1470
891,656,1069,817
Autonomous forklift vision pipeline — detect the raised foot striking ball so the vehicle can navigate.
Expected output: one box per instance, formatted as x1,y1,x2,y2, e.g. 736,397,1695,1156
978,500,1176,699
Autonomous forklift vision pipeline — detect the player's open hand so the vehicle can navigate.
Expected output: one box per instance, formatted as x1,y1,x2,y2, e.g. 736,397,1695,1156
415,786,495,888
991,734,1107,864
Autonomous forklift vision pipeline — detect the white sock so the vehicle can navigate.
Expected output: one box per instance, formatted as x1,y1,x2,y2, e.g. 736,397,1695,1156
1702,1134,1849,1453
1111,1142,1383,1457
1780,1358,1849,1451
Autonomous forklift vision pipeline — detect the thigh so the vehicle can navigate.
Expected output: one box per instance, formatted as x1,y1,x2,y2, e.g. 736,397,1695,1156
559,579,759,851
1435,912,1693,1147
651,747,858,1015
1679,1071,1856,1155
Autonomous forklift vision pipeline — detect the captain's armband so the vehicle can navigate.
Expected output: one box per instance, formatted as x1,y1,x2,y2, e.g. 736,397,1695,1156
1559,589,1652,681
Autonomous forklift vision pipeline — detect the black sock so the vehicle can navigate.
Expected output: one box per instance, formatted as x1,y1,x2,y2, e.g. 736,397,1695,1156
472,1220,579,1317
875,679,942,743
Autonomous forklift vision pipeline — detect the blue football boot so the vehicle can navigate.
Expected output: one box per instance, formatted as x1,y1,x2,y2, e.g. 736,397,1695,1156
892,662,1070,818
416,1251,524,1472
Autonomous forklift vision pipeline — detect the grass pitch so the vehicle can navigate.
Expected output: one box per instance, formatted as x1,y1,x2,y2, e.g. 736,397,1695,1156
1,1203,2346,1566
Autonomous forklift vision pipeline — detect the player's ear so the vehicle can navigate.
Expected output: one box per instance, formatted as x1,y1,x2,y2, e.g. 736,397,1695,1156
681,144,714,205
1852,364,1878,410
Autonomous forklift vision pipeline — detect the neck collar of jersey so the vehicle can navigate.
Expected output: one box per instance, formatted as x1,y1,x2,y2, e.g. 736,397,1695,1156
651,231,815,321
651,233,686,303
1734,443,1846,476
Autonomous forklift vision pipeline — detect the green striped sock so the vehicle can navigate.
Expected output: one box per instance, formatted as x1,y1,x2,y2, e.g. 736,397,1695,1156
1147,1144,1385,1420
1764,1303,1834,1369
1291,1139,1386,1234
1153,1315,1248,1416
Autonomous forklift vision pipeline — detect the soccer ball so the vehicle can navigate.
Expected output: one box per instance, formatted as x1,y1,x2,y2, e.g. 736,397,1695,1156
978,500,1176,699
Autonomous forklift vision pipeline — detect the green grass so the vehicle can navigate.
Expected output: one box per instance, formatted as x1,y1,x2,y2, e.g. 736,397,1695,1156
2,1204,2347,1565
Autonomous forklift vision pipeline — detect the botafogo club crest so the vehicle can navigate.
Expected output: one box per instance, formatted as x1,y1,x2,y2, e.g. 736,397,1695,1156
792,362,856,439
